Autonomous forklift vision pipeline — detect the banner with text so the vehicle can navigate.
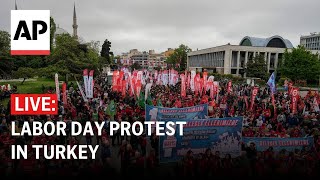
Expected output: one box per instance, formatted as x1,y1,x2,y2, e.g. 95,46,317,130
158,117,243,163
243,137,314,152
145,104,208,122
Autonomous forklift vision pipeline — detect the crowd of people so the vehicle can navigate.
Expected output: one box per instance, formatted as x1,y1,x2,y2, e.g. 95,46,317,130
0,72,320,177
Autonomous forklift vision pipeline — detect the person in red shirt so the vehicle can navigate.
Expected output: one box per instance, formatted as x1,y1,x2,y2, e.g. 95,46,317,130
173,99,182,108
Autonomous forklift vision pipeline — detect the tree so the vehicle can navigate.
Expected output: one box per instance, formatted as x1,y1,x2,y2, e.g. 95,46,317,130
245,54,268,80
12,67,35,84
48,33,99,76
100,39,112,64
279,46,320,82
0,30,14,77
0,30,10,53
166,44,191,71
131,62,142,70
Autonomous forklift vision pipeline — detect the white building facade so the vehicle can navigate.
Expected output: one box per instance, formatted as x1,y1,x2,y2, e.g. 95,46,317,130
300,33,320,50
187,35,320,77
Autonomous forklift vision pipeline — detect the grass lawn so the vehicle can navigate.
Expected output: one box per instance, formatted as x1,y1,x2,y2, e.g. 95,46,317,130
0,78,74,106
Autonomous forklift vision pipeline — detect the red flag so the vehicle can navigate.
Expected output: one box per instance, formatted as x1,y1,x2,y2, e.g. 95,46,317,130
244,96,249,109
250,87,259,110
195,73,200,96
180,74,186,97
187,73,191,90
136,80,142,98
208,81,214,99
122,80,126,97
227,81,232,94
288,82,293,94
291,87,299,114
112,70,119,92
203,72,208,94
199,79,204,96
62,82,67,107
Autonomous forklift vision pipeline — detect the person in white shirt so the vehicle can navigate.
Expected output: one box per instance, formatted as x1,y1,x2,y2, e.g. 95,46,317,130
256,116,263,127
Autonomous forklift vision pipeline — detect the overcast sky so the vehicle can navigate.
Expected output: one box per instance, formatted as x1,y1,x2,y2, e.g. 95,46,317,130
1,0,319,55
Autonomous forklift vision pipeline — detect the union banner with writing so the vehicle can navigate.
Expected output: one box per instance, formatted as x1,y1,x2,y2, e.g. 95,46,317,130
243,137,314,152
159,117,243,163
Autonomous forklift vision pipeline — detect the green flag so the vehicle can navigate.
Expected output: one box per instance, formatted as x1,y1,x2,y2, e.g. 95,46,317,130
106,100,116,117
146,94,153,105
157,99,163,107
137,91,145,109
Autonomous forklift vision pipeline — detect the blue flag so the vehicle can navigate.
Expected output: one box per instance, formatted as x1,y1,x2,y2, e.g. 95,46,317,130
267,72,276,94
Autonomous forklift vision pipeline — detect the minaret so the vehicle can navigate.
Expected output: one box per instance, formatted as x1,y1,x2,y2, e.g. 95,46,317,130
72,2,78,39
15,0,18,10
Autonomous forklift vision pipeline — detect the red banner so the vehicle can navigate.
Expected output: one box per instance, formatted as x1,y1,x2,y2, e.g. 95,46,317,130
112,70,119,92
62,82,67,107
291,87,299,114
199,79,204,96
122,80,126,97
195,73,200,96
187,73,191,90
136,80,142,98
244,96,248,109
180,74,186,97
288,82,293,94
250,87,259,110
203,72,208,94
208,81,214,99
227,81,232,93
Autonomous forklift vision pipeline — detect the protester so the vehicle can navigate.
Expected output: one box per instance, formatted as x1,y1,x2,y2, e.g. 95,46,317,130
0,69,320,177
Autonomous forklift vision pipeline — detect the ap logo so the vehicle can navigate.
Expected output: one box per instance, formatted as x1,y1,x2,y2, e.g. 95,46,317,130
11,10,50,55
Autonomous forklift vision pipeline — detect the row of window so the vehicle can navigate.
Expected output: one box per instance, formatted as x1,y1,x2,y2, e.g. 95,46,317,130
189,51,283,70
188,52,225,67
304,36,320,43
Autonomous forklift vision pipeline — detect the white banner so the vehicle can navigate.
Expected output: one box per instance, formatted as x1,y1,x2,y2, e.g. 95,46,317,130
145,82,152,100
76,80,88,102
190,70,196,92
162,70,169,86
83,69,89,98
88,70,94,98
55,73,60,101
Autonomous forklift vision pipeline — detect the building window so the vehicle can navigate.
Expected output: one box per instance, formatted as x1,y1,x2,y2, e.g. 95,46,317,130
231,51,237,67
231,69,237,74
270,53,275,68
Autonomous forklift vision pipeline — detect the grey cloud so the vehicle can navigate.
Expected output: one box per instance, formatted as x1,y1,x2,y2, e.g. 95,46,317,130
1,0,319,55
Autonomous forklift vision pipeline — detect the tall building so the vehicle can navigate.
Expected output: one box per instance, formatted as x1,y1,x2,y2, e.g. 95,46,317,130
300,32,320,50
131,51,149,68
120,49,167,69
72,2,78,39
148,50,166,69
187,35,320,77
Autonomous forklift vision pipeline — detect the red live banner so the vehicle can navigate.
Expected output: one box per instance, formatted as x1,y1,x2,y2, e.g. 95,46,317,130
11,94,58,115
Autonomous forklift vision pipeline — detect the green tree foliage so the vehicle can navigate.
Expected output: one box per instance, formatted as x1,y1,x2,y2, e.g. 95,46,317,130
245,54,268,80
278,46,320,82
100,39,112,64
12,67,36,84
0,17,103,79
0,30,14,77
166,44,191,71
46,33,99,77
0,30,10,53
12,67,35,79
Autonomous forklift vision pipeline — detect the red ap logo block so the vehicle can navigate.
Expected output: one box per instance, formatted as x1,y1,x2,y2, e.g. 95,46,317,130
11,94,58,115
11,10,50,55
